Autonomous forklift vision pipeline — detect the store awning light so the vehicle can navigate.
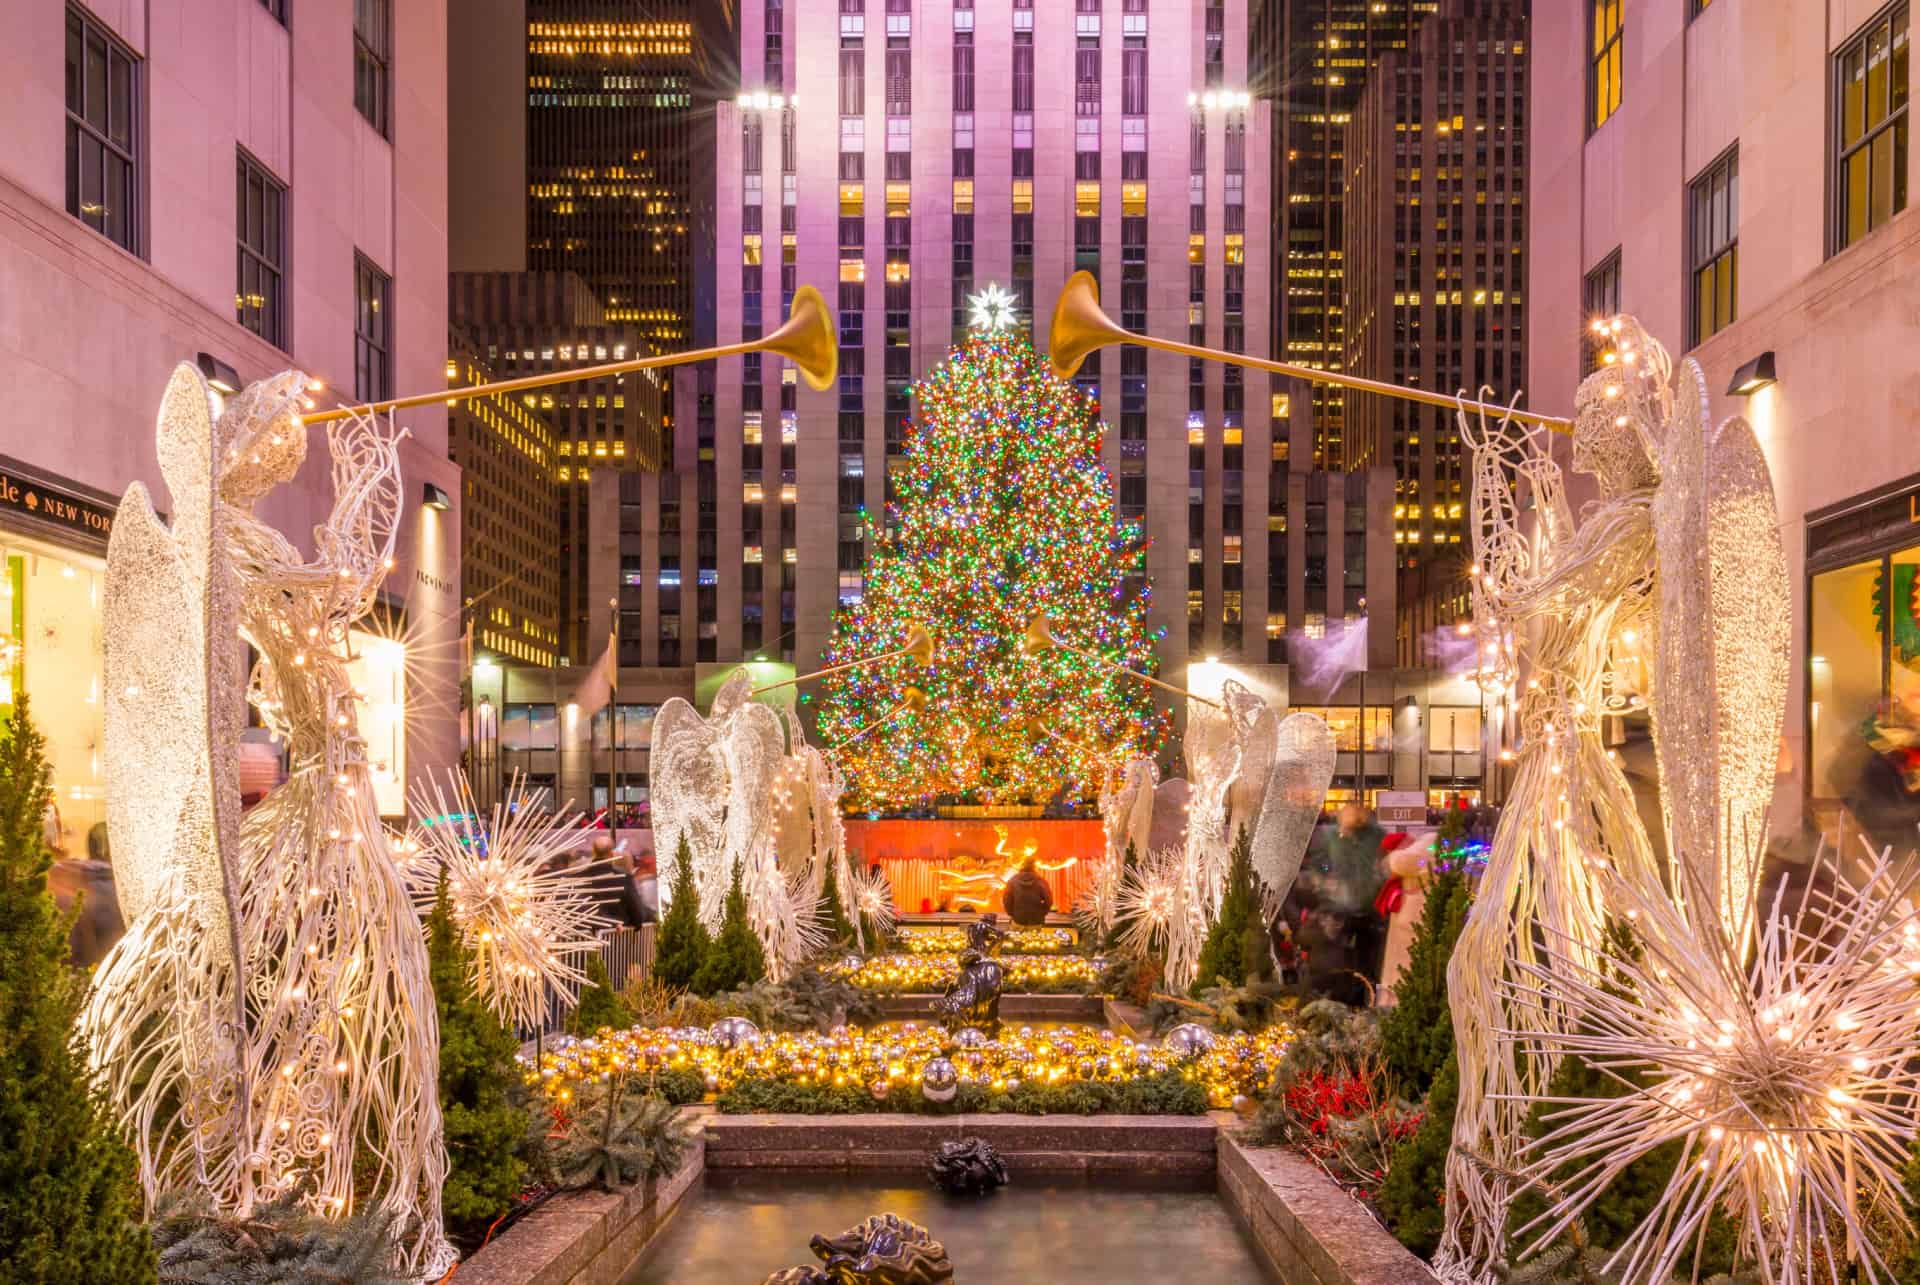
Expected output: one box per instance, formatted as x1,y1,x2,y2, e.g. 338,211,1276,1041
1727,351,1777,397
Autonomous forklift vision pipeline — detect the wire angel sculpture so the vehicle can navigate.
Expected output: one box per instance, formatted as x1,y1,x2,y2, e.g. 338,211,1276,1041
399,772,611,1031
651,671,825,978
1439,316,1795,1282
1182,688,1248,919
81,365,455,1277
1091,755,1159,936
1499,840,1920,1285
1221,683,1337,896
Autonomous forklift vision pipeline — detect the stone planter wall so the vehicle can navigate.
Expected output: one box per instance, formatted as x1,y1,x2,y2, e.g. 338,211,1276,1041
1217,1135,1438,1285
704,1112,1218,1176
461,1114,1440,1285
456,1137,704,1285
870,993,1109,1022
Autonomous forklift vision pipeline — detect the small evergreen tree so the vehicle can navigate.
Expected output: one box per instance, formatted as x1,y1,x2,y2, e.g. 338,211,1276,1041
426,875,528,1233
568,954,635,1035
1897,1140,1920,1284
1376,1047,1457,1258
693,863,766,995
1379,852,1470,1097
0,698,155,1282
1106,840,1142,950
651,837,711,991
817,860,857,949
1192,827,1258,996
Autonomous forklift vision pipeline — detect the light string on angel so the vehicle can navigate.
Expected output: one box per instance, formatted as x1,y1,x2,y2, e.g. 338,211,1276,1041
82,365,455,1277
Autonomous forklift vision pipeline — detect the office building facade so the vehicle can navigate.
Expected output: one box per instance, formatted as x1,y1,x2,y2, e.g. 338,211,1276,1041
1338,0,1529,664
1530,0,1920,846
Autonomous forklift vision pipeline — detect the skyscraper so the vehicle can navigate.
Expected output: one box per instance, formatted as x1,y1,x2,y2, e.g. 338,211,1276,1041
1250,0,1435,470
1341,0,1529,669
523,2,717,351
665,0,1370,692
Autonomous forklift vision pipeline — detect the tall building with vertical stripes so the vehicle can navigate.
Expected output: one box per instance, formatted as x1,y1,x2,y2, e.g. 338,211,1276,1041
1340,0,1530,664
656,0,1402,708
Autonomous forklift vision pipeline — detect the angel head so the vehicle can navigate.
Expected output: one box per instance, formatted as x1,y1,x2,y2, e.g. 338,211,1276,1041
1571,315,1668,497
213,370,314,506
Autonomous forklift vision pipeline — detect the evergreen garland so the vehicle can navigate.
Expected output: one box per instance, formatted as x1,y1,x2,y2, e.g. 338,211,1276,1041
651,837,711,991
0,698,154,1283
426,874,528,1233
1191,826,1258,996
693,863,767,996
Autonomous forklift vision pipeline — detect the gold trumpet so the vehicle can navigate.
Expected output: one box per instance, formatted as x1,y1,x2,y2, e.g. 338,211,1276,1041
302,284,838,425
752,622,936,695
1047,270,1572,433
1023,614,1223,710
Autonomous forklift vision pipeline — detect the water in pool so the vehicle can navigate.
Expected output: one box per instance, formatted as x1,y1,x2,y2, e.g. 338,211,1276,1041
622,1171,1275,1282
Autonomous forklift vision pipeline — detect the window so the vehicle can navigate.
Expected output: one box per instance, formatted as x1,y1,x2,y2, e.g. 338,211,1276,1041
355,254,392,402
65,8,139,253
1589,0,1623,132
501,704,558,752
1807,536,1920,852
353,0,390,137
1428,707,1483,754
1689,149,1738,345
236,151,286,348
1835,4,1909,253
1582,248,1621,373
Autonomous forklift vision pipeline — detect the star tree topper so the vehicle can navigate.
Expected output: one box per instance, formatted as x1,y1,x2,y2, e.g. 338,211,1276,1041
967,283,1018,333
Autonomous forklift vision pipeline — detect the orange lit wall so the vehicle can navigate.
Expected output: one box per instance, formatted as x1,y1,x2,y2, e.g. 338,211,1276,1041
842,819,1106,915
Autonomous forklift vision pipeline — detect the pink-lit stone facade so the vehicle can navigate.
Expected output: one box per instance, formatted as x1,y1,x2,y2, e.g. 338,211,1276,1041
1530,0,1920,838
0,0,459,799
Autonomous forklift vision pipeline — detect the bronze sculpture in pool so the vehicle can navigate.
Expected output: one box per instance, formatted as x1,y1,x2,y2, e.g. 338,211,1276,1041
760,1213,955,1284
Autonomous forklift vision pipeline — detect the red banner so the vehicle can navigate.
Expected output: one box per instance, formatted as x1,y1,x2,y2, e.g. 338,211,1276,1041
842,818,1106,915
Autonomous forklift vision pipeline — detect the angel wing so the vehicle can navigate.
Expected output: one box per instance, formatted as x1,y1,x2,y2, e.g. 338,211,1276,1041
648,697,729,917
1247,712,1337,894
105,364,244,974
719,699,786,924
1223,681,1280,839
1650,358,1790,932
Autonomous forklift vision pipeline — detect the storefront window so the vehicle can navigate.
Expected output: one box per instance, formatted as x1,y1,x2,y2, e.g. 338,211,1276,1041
1428,707,1482,753
345,628,405,816
1,541,106,855
1809,541,1920,854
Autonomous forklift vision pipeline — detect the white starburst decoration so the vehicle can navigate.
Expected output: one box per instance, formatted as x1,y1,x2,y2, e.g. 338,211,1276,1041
967,282,1019,333
401,772,610,1030
1114,846,1207,988
1501,840,1920,1284
848,864,898,945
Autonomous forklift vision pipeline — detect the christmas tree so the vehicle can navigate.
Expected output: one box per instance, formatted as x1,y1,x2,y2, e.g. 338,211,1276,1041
813,329,1163,808
426,875,528,1233
0,699,154,1281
